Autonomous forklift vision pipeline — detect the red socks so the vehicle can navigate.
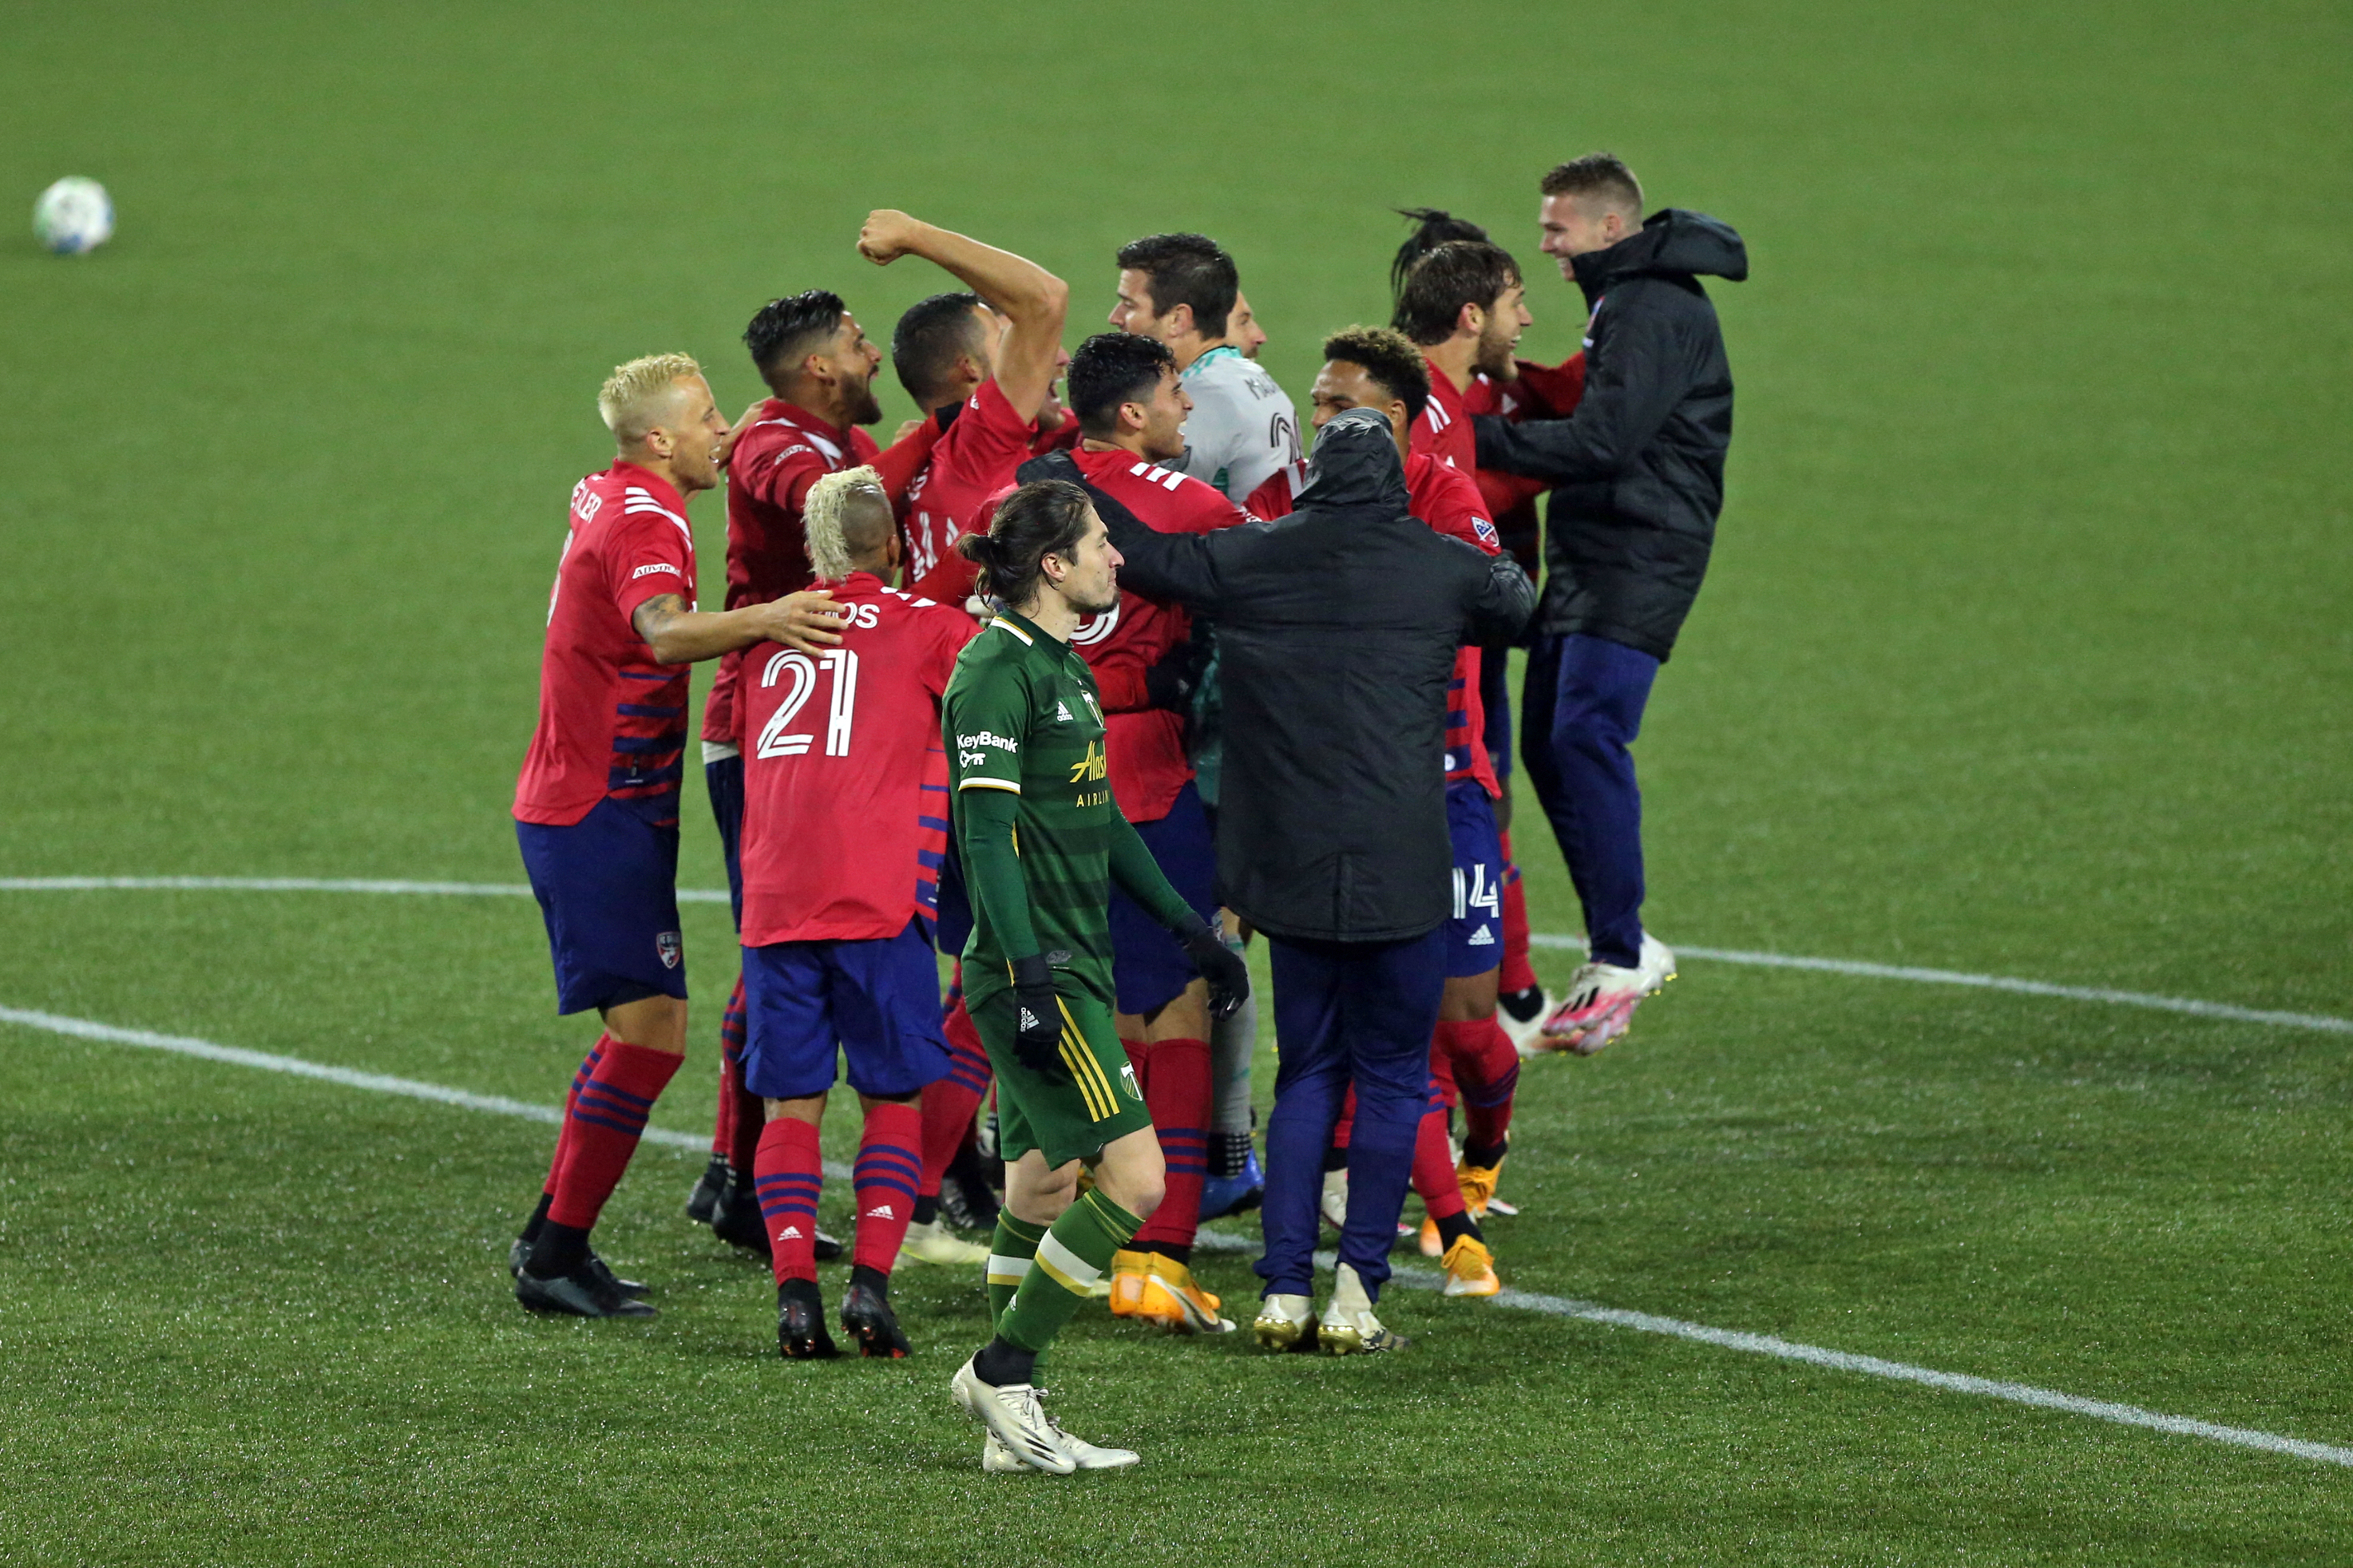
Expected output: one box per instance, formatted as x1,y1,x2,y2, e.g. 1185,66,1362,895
1412,1107,1467,1218
1129,1036,1211,1249
1440,1017,1520,1150
545,1035,682,1229
1499,833,1539,996
851,1102,925,1274
753,1117,823,1285
714,977,765,1174
542,1037,606,1198
919,983,992,1202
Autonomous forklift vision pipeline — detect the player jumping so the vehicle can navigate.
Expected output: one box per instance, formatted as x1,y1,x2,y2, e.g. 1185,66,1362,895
510,354,845,1317
942,480,1249,1473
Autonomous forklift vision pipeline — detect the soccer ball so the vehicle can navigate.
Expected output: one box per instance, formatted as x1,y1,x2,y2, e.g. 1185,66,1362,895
34,177,113,255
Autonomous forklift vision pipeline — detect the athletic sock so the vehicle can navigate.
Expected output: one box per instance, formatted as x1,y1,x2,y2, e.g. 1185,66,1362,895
913,1195,941,1225
1498,836,1539,996
1464,1136,1510,1170
710,980,741,1160
1331,1084,1357,1153
543,1035,682,1231
849,1261,889,1297
850,1101,924,1276
539,1039,606,1202
918,991,991,1204
1498,985,1546,1025
1446,1017,1520,1151
752,1117,823,1285
987,1212,1048,1328
721,984,765,1178
972,1335,1037,1388
1131,1239,1193,1265
1412,1107,1468,1218
1436,1209,1482,1250
528,1219,592,1279
1129,1035,1210,1251
995,1190,1140,1354
519,1190,553,1247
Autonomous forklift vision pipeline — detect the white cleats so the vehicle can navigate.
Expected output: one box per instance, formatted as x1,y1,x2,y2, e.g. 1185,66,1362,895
1252,1291,1315,1351
1320,1168,1349,1230
1317,1262,1409,1355
1539,934,1676,1055
1499,988,1559,1059
980,1426,1140,1472
897,1218,989,1268
950,1357,1074,1475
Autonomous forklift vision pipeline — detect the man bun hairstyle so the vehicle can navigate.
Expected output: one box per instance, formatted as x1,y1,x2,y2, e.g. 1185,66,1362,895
892,291,988,406
744,289,848,394
1392,240,1523,346
599,352,703,446
802,465,893,583
1067,331,1175,438
958,478,1094,606
1540,152,1644,217
1390,208,1490,302
1321,325,1432,426
1115,232,1238,340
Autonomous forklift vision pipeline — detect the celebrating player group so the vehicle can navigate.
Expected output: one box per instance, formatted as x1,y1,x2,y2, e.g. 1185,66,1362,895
505,152,1746,1473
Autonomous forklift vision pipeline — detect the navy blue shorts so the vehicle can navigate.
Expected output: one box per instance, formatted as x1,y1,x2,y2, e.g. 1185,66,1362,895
1107,780,1218,1016
1446,780,1505,979
516,797,687,1015
704,752,744,930
740,918,953,1101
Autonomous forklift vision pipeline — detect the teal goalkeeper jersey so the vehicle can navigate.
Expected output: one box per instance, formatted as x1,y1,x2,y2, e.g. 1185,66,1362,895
943,609,1119,1005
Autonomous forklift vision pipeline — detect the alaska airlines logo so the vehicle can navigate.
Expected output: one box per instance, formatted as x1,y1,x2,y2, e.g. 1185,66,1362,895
1071,603,1122,646
1067,739,1107,785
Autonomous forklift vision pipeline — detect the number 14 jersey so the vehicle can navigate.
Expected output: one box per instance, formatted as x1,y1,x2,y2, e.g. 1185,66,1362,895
737,572,978,947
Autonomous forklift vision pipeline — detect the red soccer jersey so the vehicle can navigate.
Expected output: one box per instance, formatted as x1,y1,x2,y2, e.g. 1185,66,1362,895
736,572,978,945
1246,449,1502,799
513,462,699,827
902,378,1040,588
1410,360,1479,473
703,400,882,746
1065,448,1246,823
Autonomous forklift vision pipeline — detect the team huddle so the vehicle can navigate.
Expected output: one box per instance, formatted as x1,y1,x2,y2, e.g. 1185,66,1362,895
505,152,1745,1473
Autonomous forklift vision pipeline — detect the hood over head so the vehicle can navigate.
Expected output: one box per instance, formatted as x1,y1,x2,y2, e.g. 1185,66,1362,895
1574,208,1749,297
1294,407,1410,513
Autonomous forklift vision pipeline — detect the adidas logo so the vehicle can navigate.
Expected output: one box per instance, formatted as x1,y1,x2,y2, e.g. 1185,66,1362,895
778,1225,803,1240
1468,926,1496,945
864,1203,896,1220
1056,700,1073,721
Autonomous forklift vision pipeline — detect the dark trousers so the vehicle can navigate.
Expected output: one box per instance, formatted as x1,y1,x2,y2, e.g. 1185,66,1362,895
704,754,744,930
1520,632,1660,969
1256,927,1448,1301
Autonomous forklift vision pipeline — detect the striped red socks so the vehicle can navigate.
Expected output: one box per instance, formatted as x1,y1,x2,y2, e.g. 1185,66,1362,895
1440,1016,1520,1155
917,980,992,1213
1128,1036,1210,1257
1499,833,1539,996
545,1035,681,1231
754,1118,823,1285
852,1102,924,1274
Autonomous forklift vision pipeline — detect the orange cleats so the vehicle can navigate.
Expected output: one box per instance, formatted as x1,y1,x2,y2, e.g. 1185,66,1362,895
1456,1160,1503,1220
1107,1249,1236,1334
1440,1235,1501,1297
1417,1217,1444,1257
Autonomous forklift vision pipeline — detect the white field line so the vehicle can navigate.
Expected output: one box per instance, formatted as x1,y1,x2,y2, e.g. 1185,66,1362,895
6,1003,2348,1471
6,877,2345,1033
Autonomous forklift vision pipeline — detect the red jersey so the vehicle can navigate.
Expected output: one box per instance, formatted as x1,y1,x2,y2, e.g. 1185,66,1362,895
736,572,977,945
1065,448,1246,822
1245,449,1502,800
1410,360,1478,473
703,400,882,746
1463,354,1588,529
513,462,699,827
902,378,1039,588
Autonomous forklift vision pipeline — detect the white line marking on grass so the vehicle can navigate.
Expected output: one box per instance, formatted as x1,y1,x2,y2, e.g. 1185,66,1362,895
9,1001,2339,1470
0,876,731,904
1524,933,2353,1035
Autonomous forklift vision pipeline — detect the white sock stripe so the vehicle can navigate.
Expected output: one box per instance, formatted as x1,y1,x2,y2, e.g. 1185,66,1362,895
4,878,2339,1033
985,1254,1034,1281
1033,1232,1100,1292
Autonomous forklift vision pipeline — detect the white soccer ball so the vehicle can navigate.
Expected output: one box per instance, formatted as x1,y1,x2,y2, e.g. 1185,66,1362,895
34,177,113,255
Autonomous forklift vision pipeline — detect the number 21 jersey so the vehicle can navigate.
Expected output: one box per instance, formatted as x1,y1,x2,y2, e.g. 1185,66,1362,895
736,572,977,947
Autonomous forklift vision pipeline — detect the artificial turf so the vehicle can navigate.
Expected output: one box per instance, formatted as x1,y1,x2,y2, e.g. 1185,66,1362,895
2,1,2347,1562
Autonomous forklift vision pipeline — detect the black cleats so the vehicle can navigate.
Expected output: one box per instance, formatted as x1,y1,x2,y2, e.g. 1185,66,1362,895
840,1276,911,1359
517,1261,656,1319
509,1237,648,1300
709,1179,772,1256
939,1147,1001,1232
685,1154,730,1226
777,1280,838,1360
814,1228,843,1261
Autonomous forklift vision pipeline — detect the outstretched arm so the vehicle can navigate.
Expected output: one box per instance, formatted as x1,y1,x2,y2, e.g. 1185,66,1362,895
1463,552,1537,647
858,210,1069,422
1024,449,1229,608
1474,306,1686,483
631,591,846,664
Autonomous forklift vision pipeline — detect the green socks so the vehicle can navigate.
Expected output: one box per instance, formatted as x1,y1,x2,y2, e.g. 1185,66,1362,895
986,1211,1048,1328
994,1190,1140,1354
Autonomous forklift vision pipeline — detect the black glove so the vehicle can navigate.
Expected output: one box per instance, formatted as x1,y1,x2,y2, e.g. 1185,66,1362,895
1009,954,1068,1081
1178,920,1250,1019
1143,638,1203,714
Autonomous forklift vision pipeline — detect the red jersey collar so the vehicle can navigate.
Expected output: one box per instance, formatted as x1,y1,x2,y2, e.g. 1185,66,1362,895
762,398,857,448
608,460,687,513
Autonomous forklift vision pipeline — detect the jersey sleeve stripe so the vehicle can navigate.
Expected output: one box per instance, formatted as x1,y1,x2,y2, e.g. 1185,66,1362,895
985,618,1035,646
957,778,1021,794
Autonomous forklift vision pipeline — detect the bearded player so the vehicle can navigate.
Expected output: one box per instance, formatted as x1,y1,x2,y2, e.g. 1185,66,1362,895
735,468,981,1358
1243,327,1518,1298
943,481,1250,1473
509,354,846,1317
687,291,889,1256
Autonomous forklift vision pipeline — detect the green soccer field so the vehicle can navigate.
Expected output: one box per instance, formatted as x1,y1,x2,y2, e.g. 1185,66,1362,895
4,2,2348,1562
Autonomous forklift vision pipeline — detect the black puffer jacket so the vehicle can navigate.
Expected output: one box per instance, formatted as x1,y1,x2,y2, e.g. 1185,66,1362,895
1474,208,1746,660
1031,412,1535,944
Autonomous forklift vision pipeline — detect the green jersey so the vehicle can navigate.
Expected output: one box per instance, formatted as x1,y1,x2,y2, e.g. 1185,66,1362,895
944,609,1119,1005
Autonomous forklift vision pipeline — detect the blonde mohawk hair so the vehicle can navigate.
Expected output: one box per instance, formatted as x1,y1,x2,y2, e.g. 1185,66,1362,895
598,353,703,446
803,465,889,583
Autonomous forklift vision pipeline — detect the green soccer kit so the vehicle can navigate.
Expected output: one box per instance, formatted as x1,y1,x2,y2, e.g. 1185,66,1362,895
943,608,1196,1166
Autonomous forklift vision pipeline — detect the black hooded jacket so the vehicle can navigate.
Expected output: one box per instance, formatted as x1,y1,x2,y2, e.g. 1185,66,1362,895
1026,411,1535,944
1474,208,1747,660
